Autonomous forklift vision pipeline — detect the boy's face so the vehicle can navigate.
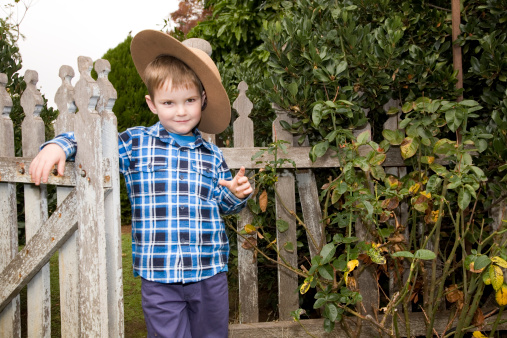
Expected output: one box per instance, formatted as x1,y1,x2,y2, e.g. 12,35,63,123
145,80,202,136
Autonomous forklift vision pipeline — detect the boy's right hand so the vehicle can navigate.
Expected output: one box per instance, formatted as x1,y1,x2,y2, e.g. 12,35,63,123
29,143,67,186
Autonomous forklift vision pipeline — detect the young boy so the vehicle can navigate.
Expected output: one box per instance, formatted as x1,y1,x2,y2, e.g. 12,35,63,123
29,30,252,338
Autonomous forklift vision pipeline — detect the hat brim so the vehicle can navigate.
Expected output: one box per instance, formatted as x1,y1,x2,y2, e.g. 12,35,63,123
131,30,230,134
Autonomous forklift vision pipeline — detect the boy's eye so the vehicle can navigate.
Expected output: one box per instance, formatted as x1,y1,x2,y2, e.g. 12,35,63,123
163,101,173,105
187,98,197,103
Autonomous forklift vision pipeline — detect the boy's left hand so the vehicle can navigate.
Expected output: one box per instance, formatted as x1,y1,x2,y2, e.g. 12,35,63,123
219,166,253,199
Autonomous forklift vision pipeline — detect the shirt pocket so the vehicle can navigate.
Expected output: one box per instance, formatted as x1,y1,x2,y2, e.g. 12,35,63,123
130,156,168,196
190,160,217,201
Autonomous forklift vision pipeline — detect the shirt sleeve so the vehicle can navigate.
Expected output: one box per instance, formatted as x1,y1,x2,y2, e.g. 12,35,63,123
118,130,132,174
40,132,77,160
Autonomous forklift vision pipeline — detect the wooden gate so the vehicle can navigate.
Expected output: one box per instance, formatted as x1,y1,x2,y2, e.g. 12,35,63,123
0,56,123,337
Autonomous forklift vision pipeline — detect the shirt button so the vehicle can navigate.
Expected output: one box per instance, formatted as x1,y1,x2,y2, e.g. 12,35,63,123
206,168,211,173
180,206,185,209
148,163,152,169
179,174,184,180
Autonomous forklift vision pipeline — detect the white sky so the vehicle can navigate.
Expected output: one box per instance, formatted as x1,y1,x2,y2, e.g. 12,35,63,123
7,0,180,108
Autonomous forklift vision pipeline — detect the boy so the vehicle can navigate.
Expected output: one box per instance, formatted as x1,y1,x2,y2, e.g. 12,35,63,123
29,30,252,337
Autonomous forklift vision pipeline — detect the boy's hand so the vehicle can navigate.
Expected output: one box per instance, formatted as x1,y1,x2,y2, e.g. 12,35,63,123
219,166,253,199
29,144,66,186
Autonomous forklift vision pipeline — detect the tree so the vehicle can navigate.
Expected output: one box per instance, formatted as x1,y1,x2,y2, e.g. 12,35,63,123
169,0,211,37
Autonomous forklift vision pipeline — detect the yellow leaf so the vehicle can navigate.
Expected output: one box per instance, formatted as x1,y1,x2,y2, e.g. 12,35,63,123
244,224,257,235
490,265,504,291
347,259,359,272
483,272,492,285
491,256,507,269
408,182,421,195
472,331,487,338
420,191,432,199
300,278,312,295
495,284,507,306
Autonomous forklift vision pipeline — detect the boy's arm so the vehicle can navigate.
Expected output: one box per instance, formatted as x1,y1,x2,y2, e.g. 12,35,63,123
29,132,77,185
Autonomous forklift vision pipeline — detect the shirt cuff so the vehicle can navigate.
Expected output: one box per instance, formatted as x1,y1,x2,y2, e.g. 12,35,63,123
41,136,76,160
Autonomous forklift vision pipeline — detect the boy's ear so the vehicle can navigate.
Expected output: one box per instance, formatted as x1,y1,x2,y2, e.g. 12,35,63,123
145,95,157,114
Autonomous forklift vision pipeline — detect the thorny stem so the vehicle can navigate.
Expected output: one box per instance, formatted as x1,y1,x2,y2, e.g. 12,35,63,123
339,306,395,337
227,221,306,279
426,213,465,338
273,186,319,251
426,178,448,317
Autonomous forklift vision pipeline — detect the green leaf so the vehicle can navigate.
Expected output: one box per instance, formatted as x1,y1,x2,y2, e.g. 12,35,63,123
434,138,455,155
474,255,492,271
458,188,471,210
276,219,289,233
313,298,327,309
284,241,294,253
320,243,336,264
318,265,334,280
323,318,335,333
325,303,339,322
391,251,414,258
382,129,405,145
400,137,419,159
312,140,329,158
414,249,436,260
287,81,298,97
356,130,371,145
429,163,448,176
370,165,386,181
470,166,488,181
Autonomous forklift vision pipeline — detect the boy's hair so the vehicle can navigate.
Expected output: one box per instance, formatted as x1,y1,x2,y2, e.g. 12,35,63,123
144,54,204,99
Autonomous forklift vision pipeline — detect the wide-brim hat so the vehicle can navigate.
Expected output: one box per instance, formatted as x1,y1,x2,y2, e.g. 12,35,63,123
130,29,230,134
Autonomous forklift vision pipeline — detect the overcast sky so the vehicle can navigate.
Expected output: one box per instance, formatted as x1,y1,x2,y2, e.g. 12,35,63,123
8,0,179,108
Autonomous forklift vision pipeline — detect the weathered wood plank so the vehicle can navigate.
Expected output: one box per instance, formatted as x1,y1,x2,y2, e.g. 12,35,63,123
229,311,507,337
0,72,21,337
221,146,405,169
54,64,80,338
233,82,259,323
21,69,51,337
273,105,299,321
73,56,110,337
0,157,112,187
96,59,124,337
296,169,323,258
0,189,78,313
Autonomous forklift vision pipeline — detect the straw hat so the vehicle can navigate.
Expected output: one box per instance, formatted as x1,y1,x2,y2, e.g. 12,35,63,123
130,29,230,134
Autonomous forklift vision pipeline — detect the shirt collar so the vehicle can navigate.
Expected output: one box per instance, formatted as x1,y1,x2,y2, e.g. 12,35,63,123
147,122,212,151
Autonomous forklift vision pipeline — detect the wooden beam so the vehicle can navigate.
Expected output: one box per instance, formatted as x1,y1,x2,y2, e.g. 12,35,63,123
221,146,405,170
0,157,112,187
228,311,507,337
0,189,78,313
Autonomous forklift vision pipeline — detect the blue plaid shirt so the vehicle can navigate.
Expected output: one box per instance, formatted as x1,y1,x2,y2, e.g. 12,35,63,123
46,122,247,284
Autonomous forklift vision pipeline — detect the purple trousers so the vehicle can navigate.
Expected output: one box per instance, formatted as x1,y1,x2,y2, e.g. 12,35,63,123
141,272,229,338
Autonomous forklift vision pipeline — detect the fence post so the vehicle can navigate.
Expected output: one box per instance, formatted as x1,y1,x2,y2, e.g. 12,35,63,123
272,104,299,321
21,70,51,337
53,64,80,336
73,56,110,337
352,114,380,332
95,59,124,337
233,81,258,323
0,73,21,337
